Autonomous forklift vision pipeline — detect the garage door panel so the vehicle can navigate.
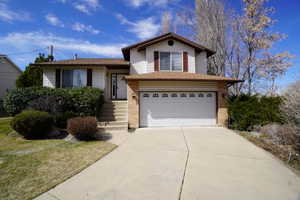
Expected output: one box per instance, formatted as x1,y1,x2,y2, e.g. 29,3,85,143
140,92,216,127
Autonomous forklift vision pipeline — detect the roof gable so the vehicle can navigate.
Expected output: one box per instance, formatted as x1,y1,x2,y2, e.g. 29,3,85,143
122,32,215,61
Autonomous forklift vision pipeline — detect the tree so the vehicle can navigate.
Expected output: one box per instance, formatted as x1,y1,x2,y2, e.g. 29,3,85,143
161,11,172,33
240,0,292,94
16,53,54,88
194,0,227,75
280,81,300,151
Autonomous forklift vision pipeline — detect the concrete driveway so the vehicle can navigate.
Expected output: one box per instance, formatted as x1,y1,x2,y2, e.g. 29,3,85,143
36,127,300,200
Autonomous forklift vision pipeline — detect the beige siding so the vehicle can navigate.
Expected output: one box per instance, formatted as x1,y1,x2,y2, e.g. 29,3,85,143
195,51,207,74
139,81,217,91
92,68,106,90
146,40,196,73
43,69,55,88
0,58,21,98
130,48,146,74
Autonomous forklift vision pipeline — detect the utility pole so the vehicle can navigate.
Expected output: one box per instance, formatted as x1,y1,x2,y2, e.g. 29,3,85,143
48,45,54,61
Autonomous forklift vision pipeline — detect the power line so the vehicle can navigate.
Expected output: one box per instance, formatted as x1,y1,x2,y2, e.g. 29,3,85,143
6,47,48,56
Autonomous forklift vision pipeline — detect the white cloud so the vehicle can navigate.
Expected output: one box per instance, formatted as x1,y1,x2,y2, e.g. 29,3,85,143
74,4,91,14
116,14,160,39
73,0,99,15
125,0,178,7
45,13,64,27
72,22,100,34
0,0,31,22
0,32,126,58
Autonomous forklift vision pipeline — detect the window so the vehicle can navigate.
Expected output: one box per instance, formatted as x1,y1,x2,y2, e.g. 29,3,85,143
162,93,168,98
207,93,213,98
180,93,187,98
159,52,182,71
143,93,149,98
62,69,87,88
199,93,204,98
171,93,178,98
153,93,159,98
189,93,195,98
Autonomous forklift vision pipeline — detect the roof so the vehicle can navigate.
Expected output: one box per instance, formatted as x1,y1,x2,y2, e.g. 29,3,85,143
34,58,130,66
122,32,216,61
124,72,242,83
0,55,22,73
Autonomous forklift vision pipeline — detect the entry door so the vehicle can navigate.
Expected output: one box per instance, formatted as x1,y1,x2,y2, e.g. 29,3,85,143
140,92,216,127
111,74,127,100
117,74,127,99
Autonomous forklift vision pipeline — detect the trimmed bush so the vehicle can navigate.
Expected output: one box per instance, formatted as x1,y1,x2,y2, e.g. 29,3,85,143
54,111,77,129
67,117,98,141
228,94,283,131
10,110,53,139
68,87,102,116
3,87,103,116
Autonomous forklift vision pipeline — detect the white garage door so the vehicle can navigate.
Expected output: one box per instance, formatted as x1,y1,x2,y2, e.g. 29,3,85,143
140,92,216,127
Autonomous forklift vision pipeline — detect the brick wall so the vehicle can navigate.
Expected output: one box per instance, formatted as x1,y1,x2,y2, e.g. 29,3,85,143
127,80,139,128
217,82,228,127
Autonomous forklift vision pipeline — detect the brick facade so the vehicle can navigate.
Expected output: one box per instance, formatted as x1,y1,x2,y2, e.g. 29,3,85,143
217,82,228,127
127,80,139,128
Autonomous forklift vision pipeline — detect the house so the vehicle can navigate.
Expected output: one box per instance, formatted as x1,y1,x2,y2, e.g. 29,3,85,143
38,32,241,129
0,55,22,98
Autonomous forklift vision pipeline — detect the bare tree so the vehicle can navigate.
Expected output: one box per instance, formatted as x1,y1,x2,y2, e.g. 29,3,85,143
241,0,292,94
194,0,227,75
161,11,172,34
281,81,300,151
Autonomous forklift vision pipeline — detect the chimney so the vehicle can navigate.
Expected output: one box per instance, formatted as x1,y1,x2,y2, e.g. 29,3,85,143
74,53,78,60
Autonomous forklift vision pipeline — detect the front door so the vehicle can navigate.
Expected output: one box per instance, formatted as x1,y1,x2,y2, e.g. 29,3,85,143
111,73,127,100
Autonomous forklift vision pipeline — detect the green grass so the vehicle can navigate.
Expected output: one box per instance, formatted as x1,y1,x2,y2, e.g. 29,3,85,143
0,118,117,200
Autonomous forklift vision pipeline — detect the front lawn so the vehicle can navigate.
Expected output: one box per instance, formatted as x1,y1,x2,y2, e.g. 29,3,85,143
0,118,116,200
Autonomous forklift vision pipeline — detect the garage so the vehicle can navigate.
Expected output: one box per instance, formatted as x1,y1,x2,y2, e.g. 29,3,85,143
140,91,217,127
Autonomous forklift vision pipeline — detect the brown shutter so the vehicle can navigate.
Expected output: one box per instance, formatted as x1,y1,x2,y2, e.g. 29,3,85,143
154,51,159,71
183,52,188,72
87,69,92,87
55,69,61,88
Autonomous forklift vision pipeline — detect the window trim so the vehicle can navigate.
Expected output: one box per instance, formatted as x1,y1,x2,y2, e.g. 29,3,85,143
159,51,183,72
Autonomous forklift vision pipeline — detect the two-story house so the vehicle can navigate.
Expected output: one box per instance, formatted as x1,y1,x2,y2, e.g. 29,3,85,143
38,32,241,129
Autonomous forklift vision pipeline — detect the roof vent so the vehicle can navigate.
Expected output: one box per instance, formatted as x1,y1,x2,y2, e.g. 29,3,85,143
168,40,174,46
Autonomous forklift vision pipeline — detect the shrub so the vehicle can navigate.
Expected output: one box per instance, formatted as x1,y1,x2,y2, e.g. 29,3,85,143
67,117,98,141
54,111,77,129
68,87,103,116
260,123,297,145
10,110,53,139
0,98,4,113
3,87,103,116
228,94,283,131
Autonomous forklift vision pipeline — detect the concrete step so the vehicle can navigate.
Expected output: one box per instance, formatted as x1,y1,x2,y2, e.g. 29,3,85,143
98,116,127,121
98,121,128,126
97,124,128,131
102,104,128,109
101,112,127,117
101,108,128,114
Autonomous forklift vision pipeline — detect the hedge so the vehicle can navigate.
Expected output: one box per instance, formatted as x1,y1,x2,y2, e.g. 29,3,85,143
228,94,284,131
3,87,103,117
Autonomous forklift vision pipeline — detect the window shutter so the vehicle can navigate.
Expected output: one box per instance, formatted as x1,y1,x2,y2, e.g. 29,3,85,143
154,51,159,71
55,69,61,88
87,69,92,87
183,52,188,72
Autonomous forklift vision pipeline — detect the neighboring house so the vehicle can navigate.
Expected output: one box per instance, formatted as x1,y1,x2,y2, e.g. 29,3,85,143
37,32,241,129
0,55,22,98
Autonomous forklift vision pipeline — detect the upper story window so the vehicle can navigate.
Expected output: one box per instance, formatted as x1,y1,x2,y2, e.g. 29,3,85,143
159,52,182,72
62,69,87,88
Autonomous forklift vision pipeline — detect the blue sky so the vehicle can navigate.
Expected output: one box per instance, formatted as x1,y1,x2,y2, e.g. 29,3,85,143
0,0,299,86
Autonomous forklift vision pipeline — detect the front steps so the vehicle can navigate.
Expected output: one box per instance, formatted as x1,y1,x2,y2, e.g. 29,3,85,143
97,101,128,131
